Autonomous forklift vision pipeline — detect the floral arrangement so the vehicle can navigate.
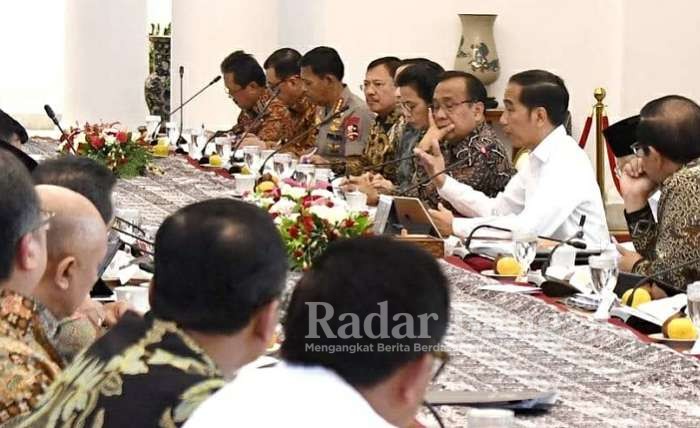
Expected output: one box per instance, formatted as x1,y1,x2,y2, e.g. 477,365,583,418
58,122,152,178
251,177,372,270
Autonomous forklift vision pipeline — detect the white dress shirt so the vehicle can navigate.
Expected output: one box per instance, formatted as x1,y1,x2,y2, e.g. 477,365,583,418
184,362,395,428
438,126,609,247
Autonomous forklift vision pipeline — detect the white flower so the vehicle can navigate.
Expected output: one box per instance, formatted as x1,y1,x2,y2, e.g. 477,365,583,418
104,134,117,146
269,198,297,216
75,132,87,145
309,204,347,224
280,184,308,201
310,189,334,199
274,213,299,225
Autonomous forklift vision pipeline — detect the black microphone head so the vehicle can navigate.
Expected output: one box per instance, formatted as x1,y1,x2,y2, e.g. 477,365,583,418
568,239,587,250
211,75,222,85
44,104,56,120
179,66,184,77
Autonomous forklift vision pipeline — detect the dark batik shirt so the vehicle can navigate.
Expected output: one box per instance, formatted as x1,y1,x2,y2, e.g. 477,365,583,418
361,108,405,182
17,312,224,428
405,122,515,211
626,157,700,292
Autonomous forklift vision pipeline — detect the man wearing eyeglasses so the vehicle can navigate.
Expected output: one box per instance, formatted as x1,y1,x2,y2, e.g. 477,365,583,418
0,152,55,424
185,236,450,428
410,71,514,221
263,48,317,157
221,50,292,148
613,95,700,292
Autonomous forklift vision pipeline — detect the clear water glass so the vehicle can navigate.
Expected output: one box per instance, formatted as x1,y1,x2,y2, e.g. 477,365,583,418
513,229,538,276
687,282,700,328
273,153,293,178
243,146,261,171
294,164,316,188
589,254,619,295
166,121,178,148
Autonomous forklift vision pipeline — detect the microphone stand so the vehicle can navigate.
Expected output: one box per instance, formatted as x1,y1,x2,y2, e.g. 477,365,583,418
396,156,471,196
150,75,222,143
174,66,187,153
44,104,77,155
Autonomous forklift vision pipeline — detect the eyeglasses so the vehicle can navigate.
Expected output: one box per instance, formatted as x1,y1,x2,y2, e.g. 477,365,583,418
360,80,394,91
630,142,648,158
422,350,450,428
266,76,294,92
224,85,245,99
431,99,474,114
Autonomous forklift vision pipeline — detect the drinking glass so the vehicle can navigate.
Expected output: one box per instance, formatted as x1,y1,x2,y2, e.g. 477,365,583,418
513,229,538,276
166,121,178,148
687,282,700,328
294,164,316,188
243,146,261,172
145,115,161,138
273,153,293,178
589,254,619,295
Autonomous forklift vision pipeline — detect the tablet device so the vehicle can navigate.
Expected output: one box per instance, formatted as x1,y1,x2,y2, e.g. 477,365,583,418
391,196,443,239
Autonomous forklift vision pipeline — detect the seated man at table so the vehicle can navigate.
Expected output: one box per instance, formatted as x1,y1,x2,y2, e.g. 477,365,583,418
221,50,292,147
343,60,444,205
415,70,609,246
615,95,700,292
185,236,450,428
19,199,288,427
399,70,514,214
30,185,108,364
34,156,127,361
0,152,53,424
264,48,317,156
300,46,374,175
360,56,405,181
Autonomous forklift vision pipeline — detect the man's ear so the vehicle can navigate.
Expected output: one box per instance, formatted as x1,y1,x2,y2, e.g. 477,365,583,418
395,353,434,405
252,300,280,344
16,233,42,271
54,256,76,291
533,106,548,127
472,101,486,122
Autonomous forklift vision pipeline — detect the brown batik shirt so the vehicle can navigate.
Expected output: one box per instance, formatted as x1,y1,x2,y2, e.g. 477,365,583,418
625,157,700,292
236,88,292,143
361,108,405,182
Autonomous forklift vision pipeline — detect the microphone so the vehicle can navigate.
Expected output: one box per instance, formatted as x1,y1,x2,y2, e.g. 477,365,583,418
542,215,588,276
174,65,186,153
396,156,471,196
257,106,349,176
44,104,77,154
151,75,222,143
201,87,281,165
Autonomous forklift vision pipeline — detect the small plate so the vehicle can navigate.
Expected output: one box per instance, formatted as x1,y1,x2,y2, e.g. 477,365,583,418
481,269,520,281
152,153,169,158
648,333,697,351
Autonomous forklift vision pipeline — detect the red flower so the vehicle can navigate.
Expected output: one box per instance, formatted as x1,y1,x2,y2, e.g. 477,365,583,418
302,216,314,233
326,201,334,208
293,250,303,258
116,131,128,144
288,225,299,239
89,135,104,150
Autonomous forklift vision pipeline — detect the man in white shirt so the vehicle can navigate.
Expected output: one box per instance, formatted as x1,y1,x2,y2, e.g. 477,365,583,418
415,69,609,247
185,236,451,428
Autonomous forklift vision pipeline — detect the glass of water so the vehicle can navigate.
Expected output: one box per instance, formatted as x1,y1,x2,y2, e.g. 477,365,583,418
513,229,538,276
589,254,619,295
687,282,700,329
273,153,293,178
242,146,261,172
294,164,316,188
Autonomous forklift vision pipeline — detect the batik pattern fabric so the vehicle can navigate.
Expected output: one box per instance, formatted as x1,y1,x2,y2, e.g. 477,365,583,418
405,122,515,211
235,88,292,143
16,312,224,428
0,290,62,425
626,157,700,292
283,95,317,157
361,108,405,182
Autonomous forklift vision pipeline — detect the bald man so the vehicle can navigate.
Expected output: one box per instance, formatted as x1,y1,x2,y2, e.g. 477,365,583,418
32,185,108,363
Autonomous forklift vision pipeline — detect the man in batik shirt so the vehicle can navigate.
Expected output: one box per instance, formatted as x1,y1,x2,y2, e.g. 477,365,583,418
264,48,317,157
221,50,291,147
0,152,54,424
19,199,289,428
409,71,514,211
615,96,700,292
360,57,406,182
